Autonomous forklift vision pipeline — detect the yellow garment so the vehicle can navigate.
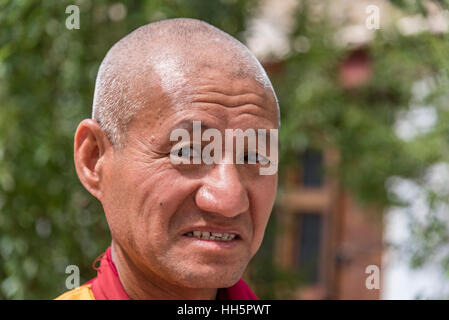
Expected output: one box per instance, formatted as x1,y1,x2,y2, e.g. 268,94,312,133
55,284,95,300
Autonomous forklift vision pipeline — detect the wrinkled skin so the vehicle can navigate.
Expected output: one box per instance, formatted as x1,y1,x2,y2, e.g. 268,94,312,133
74,57,279,299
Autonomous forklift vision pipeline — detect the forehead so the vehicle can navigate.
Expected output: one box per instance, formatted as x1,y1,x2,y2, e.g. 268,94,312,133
130,66,278,138
190,67,270,98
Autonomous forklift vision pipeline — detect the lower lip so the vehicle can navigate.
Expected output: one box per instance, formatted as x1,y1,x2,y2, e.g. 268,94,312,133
181,235,241,250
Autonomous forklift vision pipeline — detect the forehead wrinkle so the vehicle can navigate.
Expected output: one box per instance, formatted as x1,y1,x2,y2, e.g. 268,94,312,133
191,92,266,109
187,101,277,130
229,111,277,129
152,106,229,135
191,72,268,95
189,74,276,110
188,85,277,125
190,101,272,120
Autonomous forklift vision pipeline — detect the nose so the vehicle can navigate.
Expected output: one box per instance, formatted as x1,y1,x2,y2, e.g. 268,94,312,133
195,163,249,218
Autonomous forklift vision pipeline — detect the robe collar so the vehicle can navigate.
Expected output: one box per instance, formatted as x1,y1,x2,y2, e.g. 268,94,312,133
88,247,258,300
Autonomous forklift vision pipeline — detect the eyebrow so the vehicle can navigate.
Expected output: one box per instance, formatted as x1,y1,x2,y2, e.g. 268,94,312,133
160,120,213,148
167,119,214,133
168,118,276,132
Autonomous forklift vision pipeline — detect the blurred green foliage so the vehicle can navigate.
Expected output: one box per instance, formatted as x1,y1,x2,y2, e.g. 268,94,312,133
0,0,257,299
274,3,449,204
2,0,449,299
269,1,449,297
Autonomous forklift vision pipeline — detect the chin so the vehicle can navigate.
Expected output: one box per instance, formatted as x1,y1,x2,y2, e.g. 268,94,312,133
174,263,246,289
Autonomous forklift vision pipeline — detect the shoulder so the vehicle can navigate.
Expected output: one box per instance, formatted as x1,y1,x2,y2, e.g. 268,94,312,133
54,284,95,300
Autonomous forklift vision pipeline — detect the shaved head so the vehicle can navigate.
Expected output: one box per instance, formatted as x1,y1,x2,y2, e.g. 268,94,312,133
74,18,280,298
92,18,279,146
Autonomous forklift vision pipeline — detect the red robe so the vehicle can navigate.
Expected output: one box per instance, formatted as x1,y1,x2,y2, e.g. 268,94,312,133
56,246,258,300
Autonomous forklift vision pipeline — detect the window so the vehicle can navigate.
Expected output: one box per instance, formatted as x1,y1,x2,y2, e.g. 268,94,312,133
301,149,323,188
294,213,323,284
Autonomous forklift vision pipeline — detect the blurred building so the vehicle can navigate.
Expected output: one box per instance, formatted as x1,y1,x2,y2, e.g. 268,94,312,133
275,148,383,299
260,38,382,299
247,0,449,300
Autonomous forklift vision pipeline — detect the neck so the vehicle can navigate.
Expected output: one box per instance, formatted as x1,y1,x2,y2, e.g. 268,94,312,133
110,241,218,300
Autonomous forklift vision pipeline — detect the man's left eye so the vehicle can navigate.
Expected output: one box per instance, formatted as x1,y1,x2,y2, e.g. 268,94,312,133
243,152,270,165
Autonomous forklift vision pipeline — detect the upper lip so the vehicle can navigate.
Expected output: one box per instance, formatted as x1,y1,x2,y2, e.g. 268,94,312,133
180,226,244,240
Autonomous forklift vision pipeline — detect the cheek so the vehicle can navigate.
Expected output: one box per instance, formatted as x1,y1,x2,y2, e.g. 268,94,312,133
100,160,143,245
102,156,200,247
249,174,277,255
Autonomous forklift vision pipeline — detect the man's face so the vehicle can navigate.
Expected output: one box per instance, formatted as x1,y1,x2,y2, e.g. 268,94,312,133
100,66,278,289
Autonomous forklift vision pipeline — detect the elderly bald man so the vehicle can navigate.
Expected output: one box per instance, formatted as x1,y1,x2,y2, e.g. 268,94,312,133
56,18,279,300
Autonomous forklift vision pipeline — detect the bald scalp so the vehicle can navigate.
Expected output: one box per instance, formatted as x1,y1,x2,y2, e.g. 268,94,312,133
92,18,279,147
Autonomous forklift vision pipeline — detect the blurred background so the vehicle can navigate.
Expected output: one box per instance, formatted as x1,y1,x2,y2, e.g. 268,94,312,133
2,0,449,299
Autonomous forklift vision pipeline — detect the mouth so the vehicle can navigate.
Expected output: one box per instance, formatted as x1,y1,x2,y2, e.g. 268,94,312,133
182,231,241,242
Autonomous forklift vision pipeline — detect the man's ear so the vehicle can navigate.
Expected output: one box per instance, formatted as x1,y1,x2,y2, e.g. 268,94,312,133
74,119,111,200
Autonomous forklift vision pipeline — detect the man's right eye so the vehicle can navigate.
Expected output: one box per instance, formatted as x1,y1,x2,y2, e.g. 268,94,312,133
170,145,201,163
176,146,194,158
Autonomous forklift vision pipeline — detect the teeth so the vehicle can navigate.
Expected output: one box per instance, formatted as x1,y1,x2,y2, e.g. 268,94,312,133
186,231,237,241
202,231,210,239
